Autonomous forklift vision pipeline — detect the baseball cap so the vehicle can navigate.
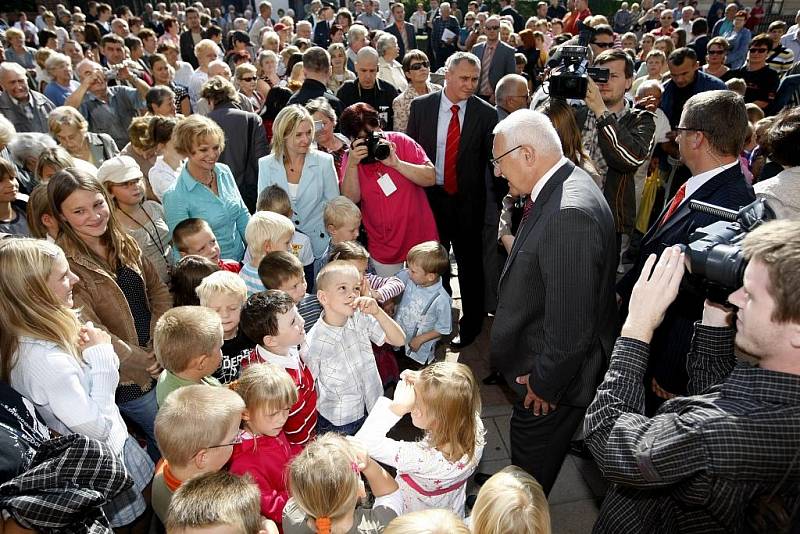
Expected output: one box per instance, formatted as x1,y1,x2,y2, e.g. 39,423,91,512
274,22,287,31
97,155,143,185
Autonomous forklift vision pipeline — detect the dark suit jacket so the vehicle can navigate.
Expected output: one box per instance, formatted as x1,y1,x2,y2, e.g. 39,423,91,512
313,20,331,48
207,102,269,212
617,163,755,394
472,41,517,97
288,78,344,116
406,91,498,227
490,160,618,408
688,34,709,66
500,5,526,32
179,30,200,69
385,21,418,61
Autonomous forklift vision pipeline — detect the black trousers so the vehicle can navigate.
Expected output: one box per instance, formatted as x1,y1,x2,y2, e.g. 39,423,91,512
426,186,486,341
510,401,587,496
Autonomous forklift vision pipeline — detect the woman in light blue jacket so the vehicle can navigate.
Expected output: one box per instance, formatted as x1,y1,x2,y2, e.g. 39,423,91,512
723,12,751,70
257,105,340,262
163,116,250,262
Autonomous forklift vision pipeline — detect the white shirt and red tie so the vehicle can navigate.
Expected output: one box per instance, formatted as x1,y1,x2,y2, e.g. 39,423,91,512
659,161,739,227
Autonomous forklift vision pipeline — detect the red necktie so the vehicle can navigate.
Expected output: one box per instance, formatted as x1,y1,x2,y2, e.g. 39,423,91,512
659,183,686,227
444,104,460,195
520,196,534,227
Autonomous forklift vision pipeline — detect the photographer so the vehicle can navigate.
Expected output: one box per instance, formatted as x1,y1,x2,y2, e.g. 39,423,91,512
340,102,437,276
585,223,800,532
574,49,656,250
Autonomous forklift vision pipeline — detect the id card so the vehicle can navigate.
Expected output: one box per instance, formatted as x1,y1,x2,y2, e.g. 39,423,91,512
377,173,397,196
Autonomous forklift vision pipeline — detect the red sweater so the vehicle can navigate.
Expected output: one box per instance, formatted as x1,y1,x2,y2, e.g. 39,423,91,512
229,432,301,527
243,347,318,446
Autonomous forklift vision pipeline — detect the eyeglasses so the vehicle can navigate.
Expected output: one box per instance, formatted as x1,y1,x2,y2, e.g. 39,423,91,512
206,434,243,449
408,61,430,70
490,145,522,168
674,126,705,136
240,76,257,82
592,41,615,49
485,25,500,30
707,49,725,55
748,47,768,53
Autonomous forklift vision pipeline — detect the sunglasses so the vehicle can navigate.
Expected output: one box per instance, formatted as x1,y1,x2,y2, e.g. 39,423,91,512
240,76,257,82
485,25,500,30
749,48,768,53
408,61,430,70
707,49,725,55
592,41,615,49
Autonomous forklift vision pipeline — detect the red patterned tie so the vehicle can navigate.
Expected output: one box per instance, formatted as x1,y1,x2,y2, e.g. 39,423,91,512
520,196,534,227
444,104,460,195
659,183,687,227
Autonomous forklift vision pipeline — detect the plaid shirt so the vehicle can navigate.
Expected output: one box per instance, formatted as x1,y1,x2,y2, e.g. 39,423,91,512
0,434,133,533
584,324,800,533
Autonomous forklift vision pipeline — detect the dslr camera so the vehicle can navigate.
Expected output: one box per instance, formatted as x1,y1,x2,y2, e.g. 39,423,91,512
358,131,391,164
545,26,609,99
682,198,774,303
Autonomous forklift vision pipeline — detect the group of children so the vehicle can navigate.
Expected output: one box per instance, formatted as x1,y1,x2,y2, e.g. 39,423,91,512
148,191,525,531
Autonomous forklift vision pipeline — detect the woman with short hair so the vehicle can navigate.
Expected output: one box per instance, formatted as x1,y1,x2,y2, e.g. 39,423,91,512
149,53,191,115
48,106,119,167
392,50,441,133
235,62,262,112
43,52,80,106
306,97,349,181
376,33,408,92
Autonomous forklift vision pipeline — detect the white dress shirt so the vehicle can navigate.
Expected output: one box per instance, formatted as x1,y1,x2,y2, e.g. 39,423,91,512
530,156,570,203
681,160,738,206
435,92,466,186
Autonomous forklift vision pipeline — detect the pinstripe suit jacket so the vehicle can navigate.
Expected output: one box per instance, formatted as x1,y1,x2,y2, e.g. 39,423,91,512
490,159,618,408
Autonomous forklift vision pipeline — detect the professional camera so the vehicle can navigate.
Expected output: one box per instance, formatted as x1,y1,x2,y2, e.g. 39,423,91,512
359,131,391,164
682,198,774,303
545,26,609,100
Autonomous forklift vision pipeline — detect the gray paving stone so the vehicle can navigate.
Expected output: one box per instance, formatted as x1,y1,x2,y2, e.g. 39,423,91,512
550,499,600,534
549,457,595,505
479,418,509,461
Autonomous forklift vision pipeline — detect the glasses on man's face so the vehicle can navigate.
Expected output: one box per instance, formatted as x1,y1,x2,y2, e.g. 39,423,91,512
674,126,705,137
408,61,430,70
592,41,615,49
240,76,257,82
707,49,725,55
490,145,522,168
749,47,768,54
206,434,243,449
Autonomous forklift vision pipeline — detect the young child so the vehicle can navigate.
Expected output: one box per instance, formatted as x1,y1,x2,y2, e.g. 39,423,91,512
173,218,241,273
229,362,302,525
305,261,405,435
353,362,485,517
257,184,315,287
241,211,295,296
0,158,29,237
394,241,452,366
470,466,551,534
283,434,402,534
166,471,277,534
383,509,470,534
320,196,361,269
170,255,220,306
328,241,404,307
153,306,224,406
196,271,254,384
153,385,245,523
260,251,322,332
25,184,59,240
239,290,317,446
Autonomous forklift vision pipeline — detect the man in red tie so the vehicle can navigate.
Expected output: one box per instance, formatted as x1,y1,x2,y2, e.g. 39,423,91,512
406,52,499,349
617,90,755,412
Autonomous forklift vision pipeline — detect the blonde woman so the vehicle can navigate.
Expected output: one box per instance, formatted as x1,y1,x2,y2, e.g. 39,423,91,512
256,50,281,102
328,43,356,94
287,61,305,93
257,105,339,263
471,466,551,534
48,105,119,167
235,63,262,111
0,238,154,529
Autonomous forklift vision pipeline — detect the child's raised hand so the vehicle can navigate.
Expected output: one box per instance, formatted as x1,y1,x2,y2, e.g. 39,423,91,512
399,369,420,385
347,438,370,472
359,276,370,297
352,296,380,315
391,375,416,415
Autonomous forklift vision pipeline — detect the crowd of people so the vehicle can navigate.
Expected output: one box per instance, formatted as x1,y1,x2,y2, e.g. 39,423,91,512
0,0,799,532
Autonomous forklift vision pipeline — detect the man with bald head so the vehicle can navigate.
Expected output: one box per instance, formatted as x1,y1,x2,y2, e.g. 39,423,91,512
336,46,400,130
0,62,55,133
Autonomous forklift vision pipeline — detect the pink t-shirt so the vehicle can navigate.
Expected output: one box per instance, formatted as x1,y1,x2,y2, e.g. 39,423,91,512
342,132,439,264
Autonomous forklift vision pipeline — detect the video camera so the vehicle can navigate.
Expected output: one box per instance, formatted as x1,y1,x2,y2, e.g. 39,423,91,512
682,198,774,303
546,26,609,100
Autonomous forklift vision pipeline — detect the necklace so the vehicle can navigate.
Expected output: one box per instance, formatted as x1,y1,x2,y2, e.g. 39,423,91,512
118,204,169,267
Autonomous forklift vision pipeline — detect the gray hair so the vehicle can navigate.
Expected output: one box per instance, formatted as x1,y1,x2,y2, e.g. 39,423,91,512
445,51,480,71
0,62,27,80
493,109,562,159
44,52,71,74
296,20,312,31
635,79,663,97
348,24,369,42
0,115,15,147
356,46,379,64
8,133,57,166
305,96,336,122
375,33,398,58
495,74,528,105
207,59,231,78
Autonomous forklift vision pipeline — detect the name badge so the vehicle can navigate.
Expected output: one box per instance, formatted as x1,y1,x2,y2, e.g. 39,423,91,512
377,173,397,197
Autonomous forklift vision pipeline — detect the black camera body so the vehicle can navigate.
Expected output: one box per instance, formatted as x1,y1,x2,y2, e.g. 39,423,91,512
682,198,774,303
360,131,391,164
547,45,610,99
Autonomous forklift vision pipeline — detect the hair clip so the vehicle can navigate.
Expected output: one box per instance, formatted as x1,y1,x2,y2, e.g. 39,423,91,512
351,461,360,473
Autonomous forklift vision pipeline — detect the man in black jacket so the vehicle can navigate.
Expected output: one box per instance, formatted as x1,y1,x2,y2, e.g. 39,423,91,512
337,47,398,130
179,7,203,69
288,46,343,116
385,3,418,61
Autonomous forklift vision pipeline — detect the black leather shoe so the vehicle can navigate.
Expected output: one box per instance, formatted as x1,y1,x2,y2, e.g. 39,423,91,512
482,370,503,385
449,335,476,350
474,472,492,486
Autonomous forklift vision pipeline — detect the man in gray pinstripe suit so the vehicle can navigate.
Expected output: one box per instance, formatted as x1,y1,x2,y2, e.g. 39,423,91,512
489,109,618,495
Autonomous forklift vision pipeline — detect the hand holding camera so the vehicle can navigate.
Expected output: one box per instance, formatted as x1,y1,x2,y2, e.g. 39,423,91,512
350,131,392,165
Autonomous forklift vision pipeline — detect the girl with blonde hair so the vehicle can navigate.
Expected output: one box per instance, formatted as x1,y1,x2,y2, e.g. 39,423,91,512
284,433,401,534
353,362,485,517
0,237,153,528
48,168,172,461
471,466,551,534
384,509,469,534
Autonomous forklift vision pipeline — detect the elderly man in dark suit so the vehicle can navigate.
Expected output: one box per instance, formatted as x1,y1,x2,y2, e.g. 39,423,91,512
617,90,755,411
472,15,517,104
385,3,418,62
203,77,269,212
406,51,498,348
489,108,618,495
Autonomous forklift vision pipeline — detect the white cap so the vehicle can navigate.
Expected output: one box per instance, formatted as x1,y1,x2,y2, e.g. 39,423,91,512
96,155,143,185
